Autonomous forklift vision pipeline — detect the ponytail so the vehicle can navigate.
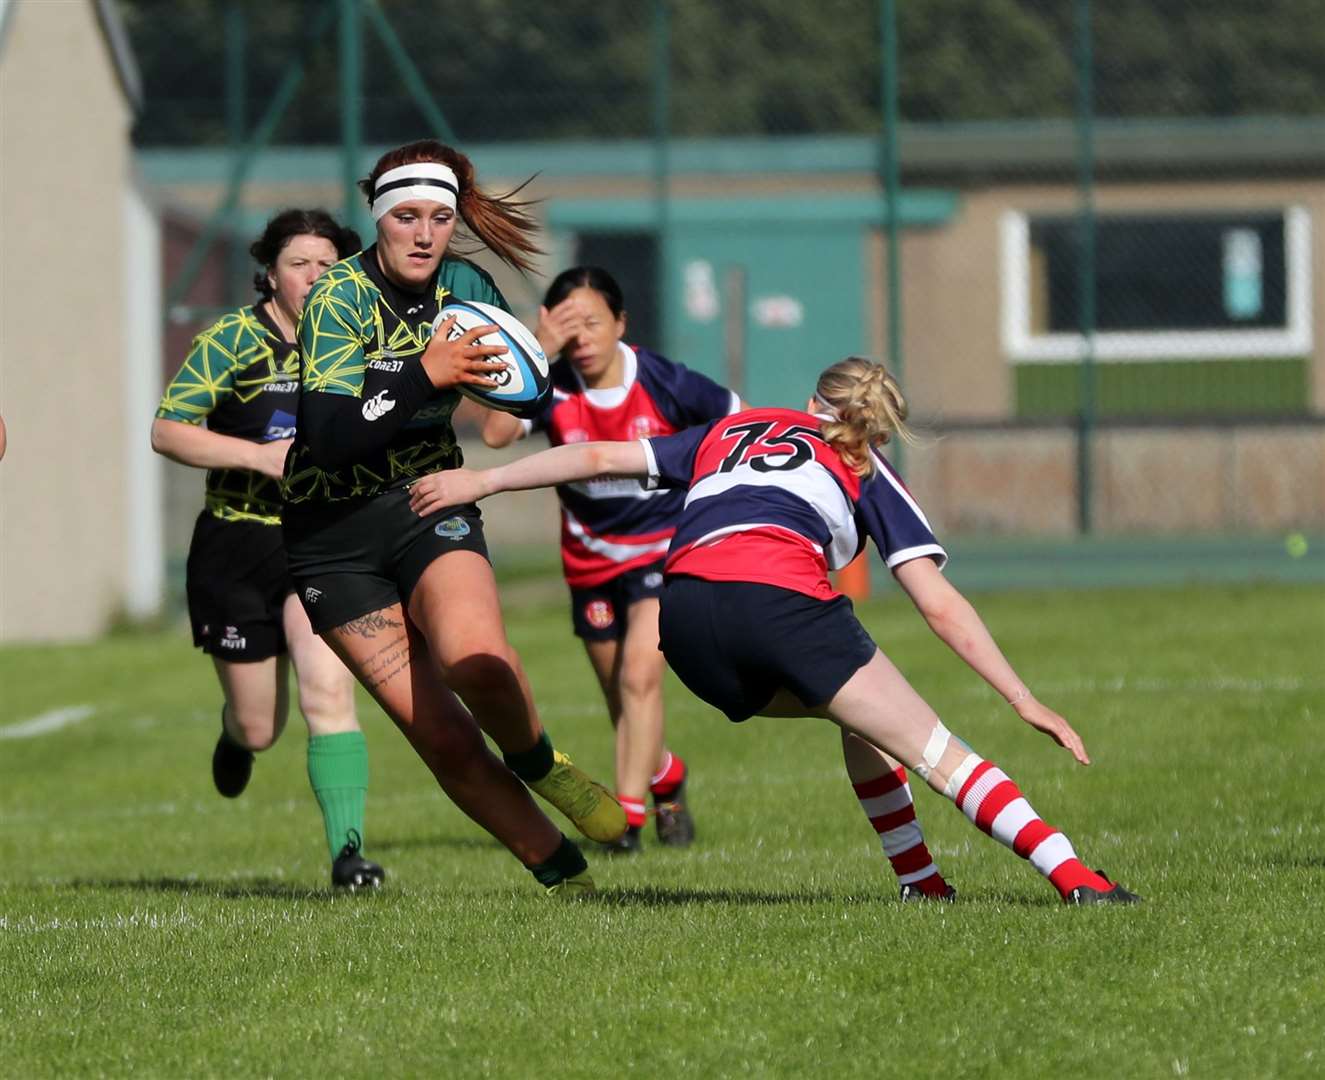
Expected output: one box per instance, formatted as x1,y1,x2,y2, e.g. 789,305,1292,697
814,357,912,476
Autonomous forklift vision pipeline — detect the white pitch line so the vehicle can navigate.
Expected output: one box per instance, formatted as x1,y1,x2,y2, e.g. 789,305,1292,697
0,704,96,740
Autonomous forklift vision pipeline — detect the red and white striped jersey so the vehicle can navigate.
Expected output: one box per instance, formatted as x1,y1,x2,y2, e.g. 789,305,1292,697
641,407,946,600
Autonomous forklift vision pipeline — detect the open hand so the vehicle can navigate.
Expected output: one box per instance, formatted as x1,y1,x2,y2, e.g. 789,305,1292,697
421,316,509,390
408,468,489,516
1014,697,1091,765
534,298,586,358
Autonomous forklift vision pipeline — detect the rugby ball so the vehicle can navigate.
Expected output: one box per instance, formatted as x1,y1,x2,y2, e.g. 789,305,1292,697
433,300,550,417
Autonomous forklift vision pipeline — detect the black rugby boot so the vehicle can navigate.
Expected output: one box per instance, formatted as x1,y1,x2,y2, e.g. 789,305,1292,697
211,710,254,799
654,779,695,847
1068,871,1142,906
332,829,386,890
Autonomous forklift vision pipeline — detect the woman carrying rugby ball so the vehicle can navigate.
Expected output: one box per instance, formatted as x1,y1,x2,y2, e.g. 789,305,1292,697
282,140,626,896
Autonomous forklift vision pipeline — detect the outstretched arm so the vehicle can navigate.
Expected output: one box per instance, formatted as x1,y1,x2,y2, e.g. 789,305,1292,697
408,440,650,516
892,557,1090,765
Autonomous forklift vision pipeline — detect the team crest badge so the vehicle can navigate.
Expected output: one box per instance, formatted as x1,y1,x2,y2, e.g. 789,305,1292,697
435,516,471,541
585,599,615,630
631,415,656,437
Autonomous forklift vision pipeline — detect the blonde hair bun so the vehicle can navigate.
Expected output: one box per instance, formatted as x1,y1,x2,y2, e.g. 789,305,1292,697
814,357,911,476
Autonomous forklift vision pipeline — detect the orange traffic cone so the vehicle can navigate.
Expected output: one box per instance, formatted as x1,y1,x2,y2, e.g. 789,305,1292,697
834,552,871,600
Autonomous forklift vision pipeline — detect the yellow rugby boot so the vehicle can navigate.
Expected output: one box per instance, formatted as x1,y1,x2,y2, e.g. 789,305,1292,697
545,870,597,899
529,751,628,843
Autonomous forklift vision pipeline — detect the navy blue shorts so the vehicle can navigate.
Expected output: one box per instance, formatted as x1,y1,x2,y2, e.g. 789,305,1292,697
568,559,666,642
657,576,877,722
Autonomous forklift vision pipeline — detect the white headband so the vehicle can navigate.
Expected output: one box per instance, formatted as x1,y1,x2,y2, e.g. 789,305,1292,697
813,393,838,418
371,163,459,221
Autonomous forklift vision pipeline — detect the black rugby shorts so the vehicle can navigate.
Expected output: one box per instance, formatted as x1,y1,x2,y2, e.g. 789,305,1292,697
657,576,877,722
282,487,489,634
186,512,293,662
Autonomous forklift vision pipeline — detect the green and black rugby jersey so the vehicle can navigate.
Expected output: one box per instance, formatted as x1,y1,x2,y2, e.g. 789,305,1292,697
156,304,300,524
283,246,508,505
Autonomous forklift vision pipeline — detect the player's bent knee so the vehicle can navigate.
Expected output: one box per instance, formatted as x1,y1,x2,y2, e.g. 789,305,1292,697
228,713,280,752
617,661,663,702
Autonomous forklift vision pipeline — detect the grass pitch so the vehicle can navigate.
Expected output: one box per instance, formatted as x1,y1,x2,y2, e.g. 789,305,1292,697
2,583,1323,1078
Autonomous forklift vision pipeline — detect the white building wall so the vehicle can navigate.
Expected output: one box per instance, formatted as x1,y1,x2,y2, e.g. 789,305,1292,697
0,0,137,641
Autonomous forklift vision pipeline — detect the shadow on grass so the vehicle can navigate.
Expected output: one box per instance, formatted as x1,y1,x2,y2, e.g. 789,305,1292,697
68,877,346,902
370,834,504,854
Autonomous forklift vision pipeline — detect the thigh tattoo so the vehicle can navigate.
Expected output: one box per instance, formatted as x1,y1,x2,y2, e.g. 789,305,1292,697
338,612,411,693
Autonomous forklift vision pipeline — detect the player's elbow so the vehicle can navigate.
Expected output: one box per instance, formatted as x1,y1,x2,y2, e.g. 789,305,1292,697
910,580,963,630
586,441,634,478
149,418,174,456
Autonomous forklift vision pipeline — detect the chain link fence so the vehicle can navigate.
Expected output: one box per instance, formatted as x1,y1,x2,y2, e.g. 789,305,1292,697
127,0,1325,547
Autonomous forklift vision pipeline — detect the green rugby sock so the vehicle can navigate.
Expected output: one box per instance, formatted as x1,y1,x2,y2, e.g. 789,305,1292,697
307,731,369,861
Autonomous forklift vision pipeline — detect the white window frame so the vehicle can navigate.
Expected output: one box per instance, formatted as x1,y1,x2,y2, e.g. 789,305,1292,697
1000,206,1313,363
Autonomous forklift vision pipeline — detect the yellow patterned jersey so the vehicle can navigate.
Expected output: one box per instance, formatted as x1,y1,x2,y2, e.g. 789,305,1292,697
283,247,507,505
156,304,299,524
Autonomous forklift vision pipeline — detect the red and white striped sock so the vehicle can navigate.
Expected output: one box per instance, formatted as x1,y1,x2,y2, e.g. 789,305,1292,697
947,756,1111,901
852,766,951,896
649,751,686,800
617,794,648,830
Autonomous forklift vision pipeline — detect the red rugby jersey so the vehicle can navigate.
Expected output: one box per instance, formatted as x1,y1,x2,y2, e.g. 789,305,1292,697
641,407,946,600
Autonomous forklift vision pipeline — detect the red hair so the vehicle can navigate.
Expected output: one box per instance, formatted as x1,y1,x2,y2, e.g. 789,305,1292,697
361,140,542,273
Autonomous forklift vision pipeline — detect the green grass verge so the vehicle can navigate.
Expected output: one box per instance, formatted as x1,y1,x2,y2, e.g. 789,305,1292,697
1016,357,1309,417
2,584,1323,1077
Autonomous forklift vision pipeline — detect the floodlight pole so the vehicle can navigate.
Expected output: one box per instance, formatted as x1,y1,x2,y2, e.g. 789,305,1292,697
1074,0,1097,534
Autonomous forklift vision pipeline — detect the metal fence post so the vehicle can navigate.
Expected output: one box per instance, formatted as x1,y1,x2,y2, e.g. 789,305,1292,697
225,0,247,304
164,3,337,312
1075,0,1098,534
653,0,672,357
364,0,459,144
340,0,365,238
878,0,904,475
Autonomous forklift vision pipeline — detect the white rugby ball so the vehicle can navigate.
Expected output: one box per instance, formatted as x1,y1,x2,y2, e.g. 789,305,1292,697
433,300,550,417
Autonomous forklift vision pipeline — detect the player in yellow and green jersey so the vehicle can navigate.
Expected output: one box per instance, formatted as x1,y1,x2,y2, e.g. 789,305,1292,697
152,209,384,889
281,140,627,897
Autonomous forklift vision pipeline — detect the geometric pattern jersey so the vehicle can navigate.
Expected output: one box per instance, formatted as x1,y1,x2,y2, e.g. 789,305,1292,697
156,303,298,524
283,247,508,505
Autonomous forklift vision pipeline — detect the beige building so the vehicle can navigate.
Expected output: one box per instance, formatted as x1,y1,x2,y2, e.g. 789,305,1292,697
0,0,162,643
